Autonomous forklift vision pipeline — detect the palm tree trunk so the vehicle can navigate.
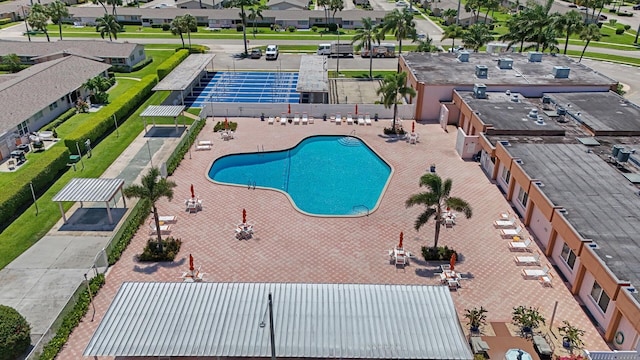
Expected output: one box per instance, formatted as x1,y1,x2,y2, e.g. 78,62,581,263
398,37,403,55
58,23,63,40
392,101,398,131
241,7,248,55
44,30,50,42
253,19,257,38
180,33,185,48
188,29,192,50
451,38,455,48
152,205,164,251
433,219,442,248
564,32,570,55
579,40,589,62
519,39,524,53
369,41,373,79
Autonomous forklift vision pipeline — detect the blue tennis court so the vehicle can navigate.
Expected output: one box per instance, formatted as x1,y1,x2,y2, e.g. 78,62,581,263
186,71,300,106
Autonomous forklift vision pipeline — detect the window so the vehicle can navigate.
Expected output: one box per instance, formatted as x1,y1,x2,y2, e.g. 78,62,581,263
139,49,144,56
560,243,576,269
501,167,511,184
33,111,43,120
49,102,58,111
17,120,30,136
517,187,528,207
590,281,610,313
130,54,135,61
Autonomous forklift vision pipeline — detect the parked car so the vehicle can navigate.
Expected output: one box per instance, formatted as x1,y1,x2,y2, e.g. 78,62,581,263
265,45,279,60
568,3,577,7
395,1,407,6
633,4,640,10
250,48,262,59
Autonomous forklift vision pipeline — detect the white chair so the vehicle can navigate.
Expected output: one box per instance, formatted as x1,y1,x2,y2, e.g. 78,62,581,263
395,254,407,270
508,238,532,252
196,144,211,150
540,273,553,287
346,113,353,125
494,216,517,228
409,133,418,144
448,279,460,290
301,113,308,125
293,113,300,125
500,226,523,237
280,113,287,125
365,113,372,125
335,113,342,125
268,116,275,125
149,223,171,234
358,114,365,125
522,265,550,279
514,252,541,265
158,215,177,223
308,116,314,124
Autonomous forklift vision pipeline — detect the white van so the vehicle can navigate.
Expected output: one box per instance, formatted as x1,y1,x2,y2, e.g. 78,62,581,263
265,45,279,60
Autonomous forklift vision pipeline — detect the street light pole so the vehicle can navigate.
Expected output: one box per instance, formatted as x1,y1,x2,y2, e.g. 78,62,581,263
336,25,340,75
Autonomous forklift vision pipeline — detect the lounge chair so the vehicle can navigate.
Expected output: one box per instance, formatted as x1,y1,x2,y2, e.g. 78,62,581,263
500,225,523,237
301,113,308,125
358,114,365,125
346,113,353,125
522,265,550,279
540,273,553,287
335,113,342,125
268,116,275,125
158,215,177,223
280,114,287,125
308,116,314,124
514,252,541,265
494,216,517,228
533,334,554,357
395,254,407,270
470,337,490,355
508,238,532,252
196,144,211,151
365,113,372,125
293,113,300,125
149,223,171,234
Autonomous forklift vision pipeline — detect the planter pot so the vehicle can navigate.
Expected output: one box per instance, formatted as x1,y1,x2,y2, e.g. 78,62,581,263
260,115,265,121
470,325,480,333
522,326,532,334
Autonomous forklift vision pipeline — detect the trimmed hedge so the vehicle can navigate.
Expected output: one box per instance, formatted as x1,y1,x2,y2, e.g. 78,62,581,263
0,145,70,226
41,108,76,132
63,74,158,154
176,45,208,54
0,305,31,360
0,18,13,26
167,118,205,175
157,49,189,80
107,198,151,264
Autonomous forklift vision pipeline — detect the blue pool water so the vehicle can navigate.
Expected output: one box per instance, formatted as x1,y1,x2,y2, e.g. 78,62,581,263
186,71,300,106
208,136,392,216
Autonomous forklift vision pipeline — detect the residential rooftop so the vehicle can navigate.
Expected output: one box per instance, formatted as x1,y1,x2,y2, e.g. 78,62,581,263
506,143,640,301
402,52,617,87
0,40,142,59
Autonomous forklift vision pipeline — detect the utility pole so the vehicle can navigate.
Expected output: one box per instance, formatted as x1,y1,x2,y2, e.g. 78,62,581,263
268,293,276,360
20,6,31,42
336,25,340,75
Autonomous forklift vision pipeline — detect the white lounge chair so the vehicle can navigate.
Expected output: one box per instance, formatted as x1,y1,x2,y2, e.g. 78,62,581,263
149,223,171,234
514,252,541,265
293,113,300,125
346,113,353,125
540,273,553,287
522,265,550,279
196,144,211,151
508,238,532,252
494,216,517,228
280,114,287,125
308,116,314,124
335,113,342,125
268,116,275,125
158,215,177,223
500,226,523,237
365,113,372,125
358,114,365,125
301,113,308,125
395,254,407,270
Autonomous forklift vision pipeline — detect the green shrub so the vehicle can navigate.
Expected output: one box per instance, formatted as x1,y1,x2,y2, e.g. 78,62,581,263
311,25,318,32
287,25,296,32
131,57,153,71
0,18,14,26
213,120,238,132
383,126,406,135
0,145,70,226
63,75,158,154
108,198,151,264
327,23,338,32
156,49,189,80
616,27,625,34
0,64,28,72
138,237,182,261
41,108,76,131
421,245,457,261
624,24,631,30
38,274,105,360
236,24,243,31
162,23,171,31
0,305,31,360
166,118,205,174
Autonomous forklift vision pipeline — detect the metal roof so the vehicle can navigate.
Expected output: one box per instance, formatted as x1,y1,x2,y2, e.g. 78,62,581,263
84,282,473,359
297,55,329,93
140,105,186,118
52,178,124,202
152,53,215,92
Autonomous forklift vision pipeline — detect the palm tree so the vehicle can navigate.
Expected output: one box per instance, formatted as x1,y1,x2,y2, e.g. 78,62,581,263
462,24,493,52
106,0,123,16
442,8,457,25
123,167,177,251
318,0,330,30
499,13,530,52
170,15,186,48
224,0,261,55
1,54,22,73
248,5,266,38
376,72,416,132
352,17,382,79
553,10,584,55
415,35,434,52
330,0,344,22
46,1,69,40
483,0,500,22
27,4,51,42
442,24,464,49
381,8,417,55
579,23,601,62
524,26,559,54
96,14,121,41
405,173,472,248
182,14,197,50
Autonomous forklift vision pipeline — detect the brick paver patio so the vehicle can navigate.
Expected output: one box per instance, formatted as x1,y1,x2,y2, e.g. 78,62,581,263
59,118,610,359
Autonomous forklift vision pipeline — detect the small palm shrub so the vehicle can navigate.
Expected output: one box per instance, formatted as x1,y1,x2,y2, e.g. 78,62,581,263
421,245,457,261
138,237,182,262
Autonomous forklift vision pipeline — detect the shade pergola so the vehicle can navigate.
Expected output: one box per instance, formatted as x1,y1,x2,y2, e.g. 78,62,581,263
152,53,216,105
52,178,125,224
140,105,186,134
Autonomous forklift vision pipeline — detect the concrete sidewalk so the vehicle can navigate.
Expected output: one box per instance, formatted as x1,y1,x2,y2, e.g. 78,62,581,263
0,125,186,347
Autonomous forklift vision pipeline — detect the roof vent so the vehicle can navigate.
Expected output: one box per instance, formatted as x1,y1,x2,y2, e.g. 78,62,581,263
511,94,519,102
506,90,511,95
556,107,566,115
498,58,513,69
617,150,631,163
528,51,543,62
473,83,487,99
553,66,570,78
558,208,568,215
458,51,470,62
528,108,539,119
475,65,488,79
542,95,551,104
587,242,600,250
499,140,511,146
612,145,624,157
626,286,637,294
534,181,544,187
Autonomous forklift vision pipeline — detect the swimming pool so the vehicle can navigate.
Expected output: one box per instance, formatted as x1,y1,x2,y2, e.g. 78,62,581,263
186,71,300,106
208,136,392,216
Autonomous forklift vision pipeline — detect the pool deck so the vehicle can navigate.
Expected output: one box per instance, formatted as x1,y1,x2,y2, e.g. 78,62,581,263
59,118,610,359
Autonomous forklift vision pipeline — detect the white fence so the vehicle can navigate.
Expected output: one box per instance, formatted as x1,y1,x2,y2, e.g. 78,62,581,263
585,350,639,360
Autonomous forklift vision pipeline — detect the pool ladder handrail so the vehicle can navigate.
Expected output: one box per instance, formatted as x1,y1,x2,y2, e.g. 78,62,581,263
247,179,256,190
352,205,370,216
349,129,356,136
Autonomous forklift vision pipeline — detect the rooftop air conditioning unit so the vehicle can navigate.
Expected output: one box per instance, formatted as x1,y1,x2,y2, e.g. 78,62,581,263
511,94,519,102
617,150,631,163
458,51,470,62
475,65,488,79
612,145,624,157
528,51,543,62
553,66,570,78
556,107,566,115
528,108,539,119
542,95,551,104
498,58,513,69
473,83,487,99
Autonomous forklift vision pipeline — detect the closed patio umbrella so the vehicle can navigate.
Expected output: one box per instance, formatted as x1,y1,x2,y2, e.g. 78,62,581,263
355,104,358,115
224,118,229,130
450,253,457,271
242,208,247,224
190,184,195,199
398,231,403,249
189,254,194,272
412,121,415,133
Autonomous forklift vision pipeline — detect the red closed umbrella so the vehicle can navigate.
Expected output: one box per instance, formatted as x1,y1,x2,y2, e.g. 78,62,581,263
288,104,291,114
189,254,194,272
412,121,415,133
398,231,403,249
190,184,195,199
224,118,229,130
450,253,457,271
242,208,247,224
355,104,358,115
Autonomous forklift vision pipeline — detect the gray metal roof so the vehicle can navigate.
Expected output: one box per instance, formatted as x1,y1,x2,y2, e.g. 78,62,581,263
52,178,124,202
140,105,186,117
152,53,215,92
297,55,329,93
84,282,473,359
0,40,142,59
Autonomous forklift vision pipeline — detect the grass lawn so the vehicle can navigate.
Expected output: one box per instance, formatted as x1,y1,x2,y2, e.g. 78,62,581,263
116,48,177,78
0,21,19,29
109,78,139,99
565,49,640,65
